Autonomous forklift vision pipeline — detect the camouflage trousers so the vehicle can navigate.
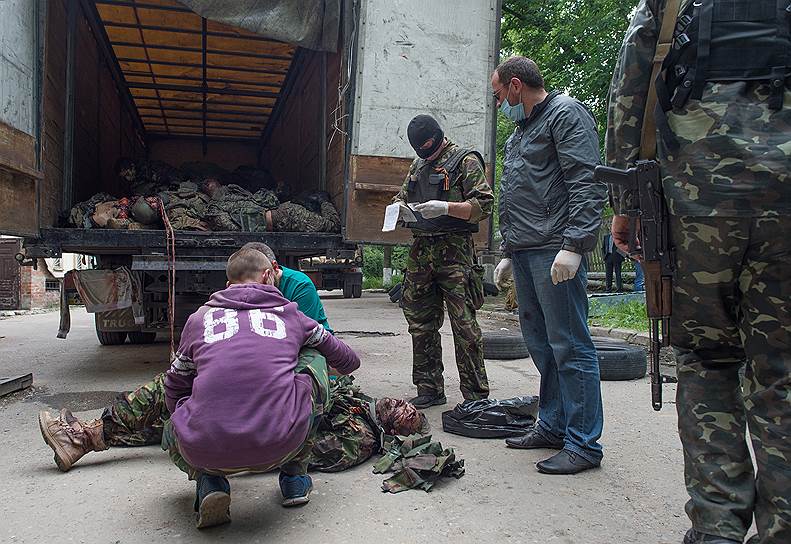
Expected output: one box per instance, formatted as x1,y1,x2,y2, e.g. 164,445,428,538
271,202,340,233
101,356,377,473
671,215,791,543
401,234,489,400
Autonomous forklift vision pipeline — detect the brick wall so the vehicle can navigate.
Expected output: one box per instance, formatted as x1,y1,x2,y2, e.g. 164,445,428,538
19,259,60,309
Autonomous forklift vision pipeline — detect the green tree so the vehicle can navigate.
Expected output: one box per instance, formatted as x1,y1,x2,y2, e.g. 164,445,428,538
500,0,638,144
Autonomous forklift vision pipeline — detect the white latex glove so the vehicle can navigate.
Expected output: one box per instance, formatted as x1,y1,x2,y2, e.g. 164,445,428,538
412,200,449,219
550,250,582,285
494,258,513,288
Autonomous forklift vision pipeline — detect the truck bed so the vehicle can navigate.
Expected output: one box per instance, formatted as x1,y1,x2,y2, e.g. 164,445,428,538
24,228,350,259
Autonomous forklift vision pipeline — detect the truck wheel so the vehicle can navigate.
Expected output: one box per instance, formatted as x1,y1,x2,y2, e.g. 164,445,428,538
352,283,362,298
343,282,353,299
483,330,529,360
128,331,157,344
97,330,127,346
593,337,647,381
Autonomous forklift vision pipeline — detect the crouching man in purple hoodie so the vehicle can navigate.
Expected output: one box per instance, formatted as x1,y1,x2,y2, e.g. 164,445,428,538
161,248,360,529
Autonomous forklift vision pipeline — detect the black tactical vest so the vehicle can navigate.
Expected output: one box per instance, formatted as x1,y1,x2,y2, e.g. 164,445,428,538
405,146,484,233
656,0,791,147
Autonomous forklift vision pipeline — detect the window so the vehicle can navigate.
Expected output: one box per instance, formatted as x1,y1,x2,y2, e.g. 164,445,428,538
45,280,60,291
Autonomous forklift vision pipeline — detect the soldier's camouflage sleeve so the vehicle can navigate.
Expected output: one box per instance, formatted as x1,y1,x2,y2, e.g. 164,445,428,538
605,0,662,213
458,154,493,224
392,159,418,205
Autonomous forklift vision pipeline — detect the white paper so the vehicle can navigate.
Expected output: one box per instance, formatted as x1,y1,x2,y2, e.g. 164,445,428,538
382,203,401,232
382,203,417,232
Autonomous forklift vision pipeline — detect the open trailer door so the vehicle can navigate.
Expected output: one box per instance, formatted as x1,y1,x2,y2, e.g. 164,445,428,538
345,0,501,248
0,0,44,237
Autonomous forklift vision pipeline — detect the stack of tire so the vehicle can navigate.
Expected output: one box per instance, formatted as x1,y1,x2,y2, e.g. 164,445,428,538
482,329,647,381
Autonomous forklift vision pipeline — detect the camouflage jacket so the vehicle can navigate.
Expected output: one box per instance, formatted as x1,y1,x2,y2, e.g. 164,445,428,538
606,0,791,217
393,140,494,233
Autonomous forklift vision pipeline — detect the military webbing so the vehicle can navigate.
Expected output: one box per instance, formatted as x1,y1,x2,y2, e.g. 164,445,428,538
640,0,682,160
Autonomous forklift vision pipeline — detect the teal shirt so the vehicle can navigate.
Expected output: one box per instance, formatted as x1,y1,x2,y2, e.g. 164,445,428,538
278,266,332,332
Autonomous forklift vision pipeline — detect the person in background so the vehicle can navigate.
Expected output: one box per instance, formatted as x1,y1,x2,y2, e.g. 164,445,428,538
601,232,624,292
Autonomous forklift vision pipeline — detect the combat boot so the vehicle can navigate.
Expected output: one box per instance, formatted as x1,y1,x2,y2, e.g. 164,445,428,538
683,529,741,543
38,409,108,472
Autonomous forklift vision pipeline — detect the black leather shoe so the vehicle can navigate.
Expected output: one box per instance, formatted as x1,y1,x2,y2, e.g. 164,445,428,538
505,429,564,450
409,394,447,409
535,449,600,475
683,529,741,544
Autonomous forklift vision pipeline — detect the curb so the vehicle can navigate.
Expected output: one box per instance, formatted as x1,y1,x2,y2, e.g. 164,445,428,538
481,309,650,347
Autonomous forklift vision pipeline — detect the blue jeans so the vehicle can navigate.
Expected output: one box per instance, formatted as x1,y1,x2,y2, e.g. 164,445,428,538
512,249,604,463
634,262,645,292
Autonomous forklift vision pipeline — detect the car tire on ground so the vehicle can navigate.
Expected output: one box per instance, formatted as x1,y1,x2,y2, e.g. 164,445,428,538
388,282,402,303
483,330,529,360
96,330,127,346
128,331,157,344
593,337,647,381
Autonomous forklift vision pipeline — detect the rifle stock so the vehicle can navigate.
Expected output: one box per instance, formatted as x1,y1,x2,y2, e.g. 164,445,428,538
594,161,675,411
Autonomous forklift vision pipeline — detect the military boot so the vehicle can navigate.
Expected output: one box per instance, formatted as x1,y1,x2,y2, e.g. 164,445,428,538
38,409,108,472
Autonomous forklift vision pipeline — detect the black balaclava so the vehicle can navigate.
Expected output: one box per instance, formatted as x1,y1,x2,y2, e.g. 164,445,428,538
407,115,444,160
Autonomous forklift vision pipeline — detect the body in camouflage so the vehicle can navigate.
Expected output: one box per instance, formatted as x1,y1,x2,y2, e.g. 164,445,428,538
394,140,493,401
102,371,382,472
204,184,279,232
158,181,210,231
270,201,341,233
606,2,791,542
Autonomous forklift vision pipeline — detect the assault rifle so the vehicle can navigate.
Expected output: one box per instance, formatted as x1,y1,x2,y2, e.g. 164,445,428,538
594,160,676,411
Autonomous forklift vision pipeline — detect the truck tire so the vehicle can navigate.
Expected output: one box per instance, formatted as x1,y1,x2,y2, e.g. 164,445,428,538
352,283,362,298
343,282,353,299
483,330,529,360
97,330,127,346
128,331,157,344
593,338,647,381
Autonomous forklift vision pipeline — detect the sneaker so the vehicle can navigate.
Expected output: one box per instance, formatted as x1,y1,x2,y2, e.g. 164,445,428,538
279,472,313,507
194,474,231,529
408,394,447,409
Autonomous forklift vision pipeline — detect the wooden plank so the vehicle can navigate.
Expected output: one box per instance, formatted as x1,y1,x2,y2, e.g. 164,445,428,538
0,122,39,178
0,374,33,398
345,154,491,248
0,169,39,236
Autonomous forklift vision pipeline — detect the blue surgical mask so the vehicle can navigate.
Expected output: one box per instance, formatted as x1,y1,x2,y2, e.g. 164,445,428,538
500,96,525,123
499,83,526,122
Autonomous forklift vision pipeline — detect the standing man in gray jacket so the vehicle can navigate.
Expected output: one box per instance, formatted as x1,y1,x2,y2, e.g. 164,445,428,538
491,56,607,475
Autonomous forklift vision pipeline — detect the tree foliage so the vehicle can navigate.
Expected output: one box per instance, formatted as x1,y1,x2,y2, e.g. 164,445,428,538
500,0,639,144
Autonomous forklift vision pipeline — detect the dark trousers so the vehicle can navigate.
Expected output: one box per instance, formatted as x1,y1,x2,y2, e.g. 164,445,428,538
604,254,623,292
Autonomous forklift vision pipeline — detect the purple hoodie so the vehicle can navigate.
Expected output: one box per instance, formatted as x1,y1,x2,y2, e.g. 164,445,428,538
164,283,360,470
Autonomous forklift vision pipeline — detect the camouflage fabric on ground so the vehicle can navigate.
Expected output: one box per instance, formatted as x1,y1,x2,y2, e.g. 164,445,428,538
373,434,465,493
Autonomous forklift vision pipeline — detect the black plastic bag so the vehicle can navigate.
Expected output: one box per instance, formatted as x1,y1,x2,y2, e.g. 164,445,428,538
441,396,539,439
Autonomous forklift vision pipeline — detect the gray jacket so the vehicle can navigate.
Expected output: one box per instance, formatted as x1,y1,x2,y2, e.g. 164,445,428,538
499,91,606,255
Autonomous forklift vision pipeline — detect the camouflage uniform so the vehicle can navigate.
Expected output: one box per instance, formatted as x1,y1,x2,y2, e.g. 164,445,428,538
606,2,791,542
101,371,381,472
394,141,492,401
158,181,211,231
204,184,279,232
270,201,341,233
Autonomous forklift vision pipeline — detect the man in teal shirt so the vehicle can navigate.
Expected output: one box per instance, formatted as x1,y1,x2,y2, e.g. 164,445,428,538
38,243,335,471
